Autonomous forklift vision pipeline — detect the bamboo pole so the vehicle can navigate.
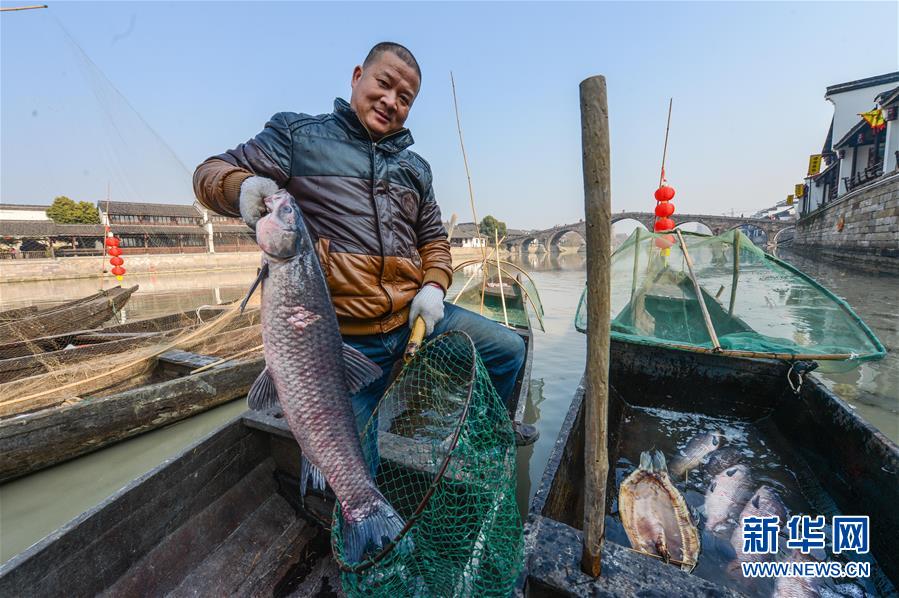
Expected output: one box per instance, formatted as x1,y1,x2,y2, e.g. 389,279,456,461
450,72,486,261
0,5,47,11
189,343,264,375
675,229,720,349
728,232,741,316
630,227,641,298
580,75,611,578
494,229,509,326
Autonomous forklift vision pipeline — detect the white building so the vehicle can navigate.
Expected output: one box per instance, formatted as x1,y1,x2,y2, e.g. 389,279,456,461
0,204,50,221
801,72,899,215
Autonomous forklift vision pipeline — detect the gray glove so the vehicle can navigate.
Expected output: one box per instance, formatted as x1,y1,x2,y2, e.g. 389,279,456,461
239,176,279,229
409,284,445,336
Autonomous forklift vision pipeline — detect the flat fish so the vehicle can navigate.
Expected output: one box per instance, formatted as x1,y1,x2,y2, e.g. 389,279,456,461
704,464,753,532
730,485,787,565
669,430,726,477
248,190,409,564
619,450,700,571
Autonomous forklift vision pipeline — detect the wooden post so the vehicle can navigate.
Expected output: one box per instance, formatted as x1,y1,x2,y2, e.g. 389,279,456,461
630,227,641,298
46,237,55,259
580,75,611,578
675,229,721,349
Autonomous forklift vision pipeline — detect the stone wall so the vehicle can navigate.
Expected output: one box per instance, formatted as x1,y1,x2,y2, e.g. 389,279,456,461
793,173,899,273
0,251,263,283
0,246,486,283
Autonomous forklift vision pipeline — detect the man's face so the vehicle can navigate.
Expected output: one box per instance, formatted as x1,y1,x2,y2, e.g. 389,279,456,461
350,51,420,140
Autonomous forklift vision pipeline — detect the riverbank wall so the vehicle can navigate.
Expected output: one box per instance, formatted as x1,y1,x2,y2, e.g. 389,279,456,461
793,173,899,274
0,247,499,283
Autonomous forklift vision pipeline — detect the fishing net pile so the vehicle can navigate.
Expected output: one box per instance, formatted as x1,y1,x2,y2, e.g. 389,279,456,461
575,229,885,371
0,301,261,418
331,330,523,597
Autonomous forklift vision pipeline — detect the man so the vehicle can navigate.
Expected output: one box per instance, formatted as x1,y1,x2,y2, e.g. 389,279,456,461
193,42,536,445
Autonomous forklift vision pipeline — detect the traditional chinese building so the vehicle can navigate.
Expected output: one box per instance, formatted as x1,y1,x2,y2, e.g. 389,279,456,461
801,72,899,214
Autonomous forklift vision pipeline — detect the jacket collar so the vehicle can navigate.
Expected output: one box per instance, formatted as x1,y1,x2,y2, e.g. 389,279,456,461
333,98,414,152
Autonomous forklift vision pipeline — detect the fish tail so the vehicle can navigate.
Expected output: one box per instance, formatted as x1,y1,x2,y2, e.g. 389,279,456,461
342,496,413,565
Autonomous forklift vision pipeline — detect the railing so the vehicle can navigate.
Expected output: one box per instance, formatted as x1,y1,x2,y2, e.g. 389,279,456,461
843,161,884,192
0,251,52,260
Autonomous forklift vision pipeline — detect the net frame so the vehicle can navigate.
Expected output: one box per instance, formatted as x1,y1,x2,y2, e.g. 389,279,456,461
575,229,886,365
329,330,478,574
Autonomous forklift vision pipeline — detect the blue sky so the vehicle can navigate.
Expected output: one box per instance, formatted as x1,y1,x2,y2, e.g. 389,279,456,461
2,1,897,229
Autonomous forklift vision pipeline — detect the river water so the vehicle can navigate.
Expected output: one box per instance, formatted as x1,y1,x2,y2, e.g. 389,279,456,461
0,249,896,565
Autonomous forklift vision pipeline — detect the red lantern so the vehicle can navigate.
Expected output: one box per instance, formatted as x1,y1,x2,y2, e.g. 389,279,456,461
654,234,675,249
105,236,120,247
111,266,125,276
107,246,122,257
109,256,124,266
654,217,675,231
654,202,675,217
654,185,676,202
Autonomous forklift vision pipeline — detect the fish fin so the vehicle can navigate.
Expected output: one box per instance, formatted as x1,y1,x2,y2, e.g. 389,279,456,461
241,262,269,313
342,496,413,564
300,456,326,497
247,367,279,411
652,450,668,473
639,451,653,471
342,343,383,395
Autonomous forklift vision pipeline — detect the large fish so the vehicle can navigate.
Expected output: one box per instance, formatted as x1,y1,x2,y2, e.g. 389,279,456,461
247,190,407,564
730,485,787,565
704,446,744,477
773,551,823,598
618,450,700,571
704,464,753,532
669,430,726,478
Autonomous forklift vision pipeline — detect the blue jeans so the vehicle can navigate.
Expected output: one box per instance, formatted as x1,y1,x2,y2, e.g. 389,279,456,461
343,302,526,436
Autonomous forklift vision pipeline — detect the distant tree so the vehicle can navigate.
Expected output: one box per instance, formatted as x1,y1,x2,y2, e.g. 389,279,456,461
46,196,100,224
479,215,507,240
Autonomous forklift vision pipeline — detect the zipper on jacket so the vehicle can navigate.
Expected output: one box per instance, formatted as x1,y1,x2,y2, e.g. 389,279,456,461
369,141,393,317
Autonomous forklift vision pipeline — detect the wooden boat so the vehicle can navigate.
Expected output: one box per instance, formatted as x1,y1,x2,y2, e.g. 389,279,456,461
0,286,138,343
522,339,899,596
0,306,229,359
0,307,231,383
0,310,263,482
0,310,538,595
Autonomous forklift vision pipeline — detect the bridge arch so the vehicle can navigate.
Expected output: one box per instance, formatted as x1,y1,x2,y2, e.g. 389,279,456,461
546,227,586,252
675,220,714,235
736,223,769,245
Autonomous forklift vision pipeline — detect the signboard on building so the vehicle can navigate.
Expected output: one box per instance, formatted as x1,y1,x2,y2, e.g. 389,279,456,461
807,155,822,176
787,195,794,206
795,184,805,198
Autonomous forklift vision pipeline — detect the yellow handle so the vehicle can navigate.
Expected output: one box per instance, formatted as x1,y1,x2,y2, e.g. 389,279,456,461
404,317,427,363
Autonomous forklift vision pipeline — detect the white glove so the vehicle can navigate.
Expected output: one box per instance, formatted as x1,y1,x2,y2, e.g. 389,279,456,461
239,176,279,229
409,284,445,336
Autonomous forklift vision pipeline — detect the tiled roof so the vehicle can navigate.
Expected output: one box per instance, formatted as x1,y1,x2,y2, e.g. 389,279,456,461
100,201,202,218
0,221,104,237
825,72,899,97
0,203,50,211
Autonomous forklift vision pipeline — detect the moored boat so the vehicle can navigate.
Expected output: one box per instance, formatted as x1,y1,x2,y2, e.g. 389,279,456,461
0,308,263,482
521,228,895,596
0,306,231,382
0,285,139,343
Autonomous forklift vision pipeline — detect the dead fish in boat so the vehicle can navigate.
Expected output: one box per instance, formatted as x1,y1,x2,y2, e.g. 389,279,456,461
705,446,744,476
669,430,726,477
730,485,787,565
819,583,869,598
247,190,409,564
704,464,753,532
772,551,823,597
618,450,700,571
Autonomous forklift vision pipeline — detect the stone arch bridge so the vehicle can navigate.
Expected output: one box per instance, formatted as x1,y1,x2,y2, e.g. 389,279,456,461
504,212,792,252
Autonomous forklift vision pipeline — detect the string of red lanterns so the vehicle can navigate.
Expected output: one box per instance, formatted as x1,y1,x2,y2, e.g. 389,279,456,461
653,183,676,252
105,232,126,281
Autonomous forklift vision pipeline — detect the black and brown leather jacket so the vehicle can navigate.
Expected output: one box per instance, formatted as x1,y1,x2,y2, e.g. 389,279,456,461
193,98,453,335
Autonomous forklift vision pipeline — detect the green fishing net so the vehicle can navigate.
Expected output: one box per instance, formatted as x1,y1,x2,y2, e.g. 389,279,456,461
575,229,885,372
331,330,523,597
450,260,545,331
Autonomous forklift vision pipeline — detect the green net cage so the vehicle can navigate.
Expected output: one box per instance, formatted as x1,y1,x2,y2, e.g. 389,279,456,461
575,229,885,372
331,330,523,597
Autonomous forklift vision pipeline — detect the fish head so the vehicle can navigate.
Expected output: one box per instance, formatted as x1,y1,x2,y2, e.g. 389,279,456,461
255,190,314,260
